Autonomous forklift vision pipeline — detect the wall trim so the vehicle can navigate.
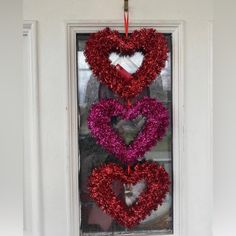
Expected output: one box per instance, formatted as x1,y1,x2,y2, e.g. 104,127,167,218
207,20,213,236
66,20,184,236
23,21,43,236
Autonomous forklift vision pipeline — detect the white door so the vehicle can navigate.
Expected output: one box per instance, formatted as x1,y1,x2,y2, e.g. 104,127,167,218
23,1,213,236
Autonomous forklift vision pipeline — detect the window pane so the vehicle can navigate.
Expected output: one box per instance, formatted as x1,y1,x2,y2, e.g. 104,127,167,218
77,33,173,235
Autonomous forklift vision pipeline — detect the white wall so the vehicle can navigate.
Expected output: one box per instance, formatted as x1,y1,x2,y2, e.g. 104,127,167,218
213,1,236,236
23,1,213,236
0,1,23,236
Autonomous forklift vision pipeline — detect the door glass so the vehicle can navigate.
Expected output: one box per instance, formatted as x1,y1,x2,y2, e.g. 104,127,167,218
77,33,173,235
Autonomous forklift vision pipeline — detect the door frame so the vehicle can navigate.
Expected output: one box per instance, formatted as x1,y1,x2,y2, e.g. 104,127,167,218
23,21,43,236
66,20,184,236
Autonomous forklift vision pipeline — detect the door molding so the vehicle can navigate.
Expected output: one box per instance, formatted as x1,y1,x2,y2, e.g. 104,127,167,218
23,21,43,236
66,20,184,236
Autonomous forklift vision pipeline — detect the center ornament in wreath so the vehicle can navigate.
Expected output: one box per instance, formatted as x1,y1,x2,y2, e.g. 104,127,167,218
85,27,171,229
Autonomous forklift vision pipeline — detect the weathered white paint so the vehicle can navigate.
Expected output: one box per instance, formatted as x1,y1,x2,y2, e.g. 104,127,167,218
23,0,213,235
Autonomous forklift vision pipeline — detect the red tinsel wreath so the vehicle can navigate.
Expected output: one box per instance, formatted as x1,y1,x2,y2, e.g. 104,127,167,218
87,97,169,164
88,161,170,228
84,28,168,99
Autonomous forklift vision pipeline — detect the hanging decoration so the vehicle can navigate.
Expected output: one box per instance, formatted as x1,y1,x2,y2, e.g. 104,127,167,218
84,27,168,99
84,0,171,229
88,97,169,164
88,162,170,228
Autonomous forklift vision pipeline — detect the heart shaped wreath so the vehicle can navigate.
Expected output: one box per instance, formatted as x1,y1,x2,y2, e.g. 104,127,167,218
87,97,169,164
84,27,168,99
88,161,170,228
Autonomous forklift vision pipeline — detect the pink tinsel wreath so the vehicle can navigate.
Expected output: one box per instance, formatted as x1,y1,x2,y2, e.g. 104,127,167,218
87,97,169,164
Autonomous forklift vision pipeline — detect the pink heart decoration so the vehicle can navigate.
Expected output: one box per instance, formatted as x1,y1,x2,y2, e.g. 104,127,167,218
87,97,169,164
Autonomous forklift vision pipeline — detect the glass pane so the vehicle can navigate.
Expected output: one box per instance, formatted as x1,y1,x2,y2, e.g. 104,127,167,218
77,33,173,235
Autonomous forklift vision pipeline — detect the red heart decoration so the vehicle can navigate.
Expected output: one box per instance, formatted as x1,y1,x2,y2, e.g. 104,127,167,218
85,28,168,99
88,162,170,228
87,97,169,164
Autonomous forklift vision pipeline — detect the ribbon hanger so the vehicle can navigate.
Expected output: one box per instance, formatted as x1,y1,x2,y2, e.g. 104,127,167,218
124,0,129,37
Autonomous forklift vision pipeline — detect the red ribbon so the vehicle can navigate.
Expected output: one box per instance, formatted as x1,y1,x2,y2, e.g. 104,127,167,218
124,8,130,107
127,99,131,108
127,165,131,175
124,11,129,37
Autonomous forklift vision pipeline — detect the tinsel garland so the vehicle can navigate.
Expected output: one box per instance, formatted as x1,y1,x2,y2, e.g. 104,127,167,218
84,27,168,99
87,97,169,164
88,161,170,228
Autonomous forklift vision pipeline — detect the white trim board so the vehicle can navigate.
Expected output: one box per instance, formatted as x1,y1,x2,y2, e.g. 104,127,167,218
66,21,184,236
23,21,43,236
